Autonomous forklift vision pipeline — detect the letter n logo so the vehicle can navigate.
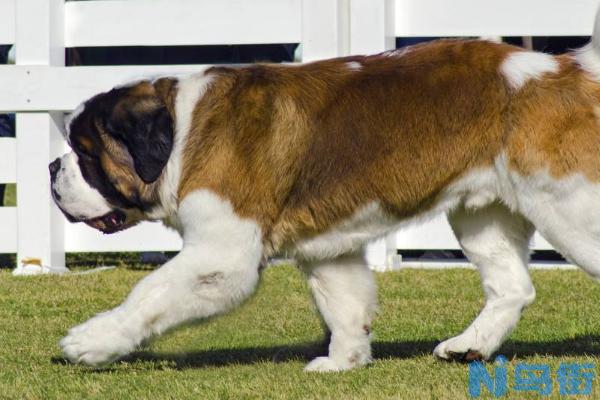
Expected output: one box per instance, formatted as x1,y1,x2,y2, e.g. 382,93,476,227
469,356,508,397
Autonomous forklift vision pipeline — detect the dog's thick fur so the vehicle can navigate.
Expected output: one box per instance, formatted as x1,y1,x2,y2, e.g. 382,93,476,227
50,10,600,371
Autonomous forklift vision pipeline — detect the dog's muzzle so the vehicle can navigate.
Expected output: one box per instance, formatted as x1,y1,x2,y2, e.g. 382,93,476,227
49,157,127,233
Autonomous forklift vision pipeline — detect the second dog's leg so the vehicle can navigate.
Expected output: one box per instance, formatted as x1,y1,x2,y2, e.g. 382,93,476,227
302,254,377,372
60,190,264,366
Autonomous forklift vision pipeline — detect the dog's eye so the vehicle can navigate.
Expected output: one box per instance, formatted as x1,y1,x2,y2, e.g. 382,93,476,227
74,141,87,153
74,142,95,159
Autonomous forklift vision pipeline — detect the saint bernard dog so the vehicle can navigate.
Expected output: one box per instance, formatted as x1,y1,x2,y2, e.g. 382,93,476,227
51,13,600,372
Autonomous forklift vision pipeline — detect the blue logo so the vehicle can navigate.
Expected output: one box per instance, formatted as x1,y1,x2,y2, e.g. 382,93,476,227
469,356,595,397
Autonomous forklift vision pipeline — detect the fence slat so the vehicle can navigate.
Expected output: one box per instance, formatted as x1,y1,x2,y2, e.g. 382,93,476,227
0,207,17,253
395,0,599,37
392,216,555,252
0,65,213,112
0,0,15,45
0,138,16,183
394,215,460,250
531,233,554,251
65,222,182,253
15,0,63,65
15,0,65,268
301,0,347,62
350,0,395,55
65,0,301,47
16,113,65,267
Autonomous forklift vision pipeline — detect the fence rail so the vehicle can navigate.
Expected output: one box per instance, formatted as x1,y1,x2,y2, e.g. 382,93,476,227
65,0,303,47
394,0,599,37
0,1,14,44
0,65,211,112
1,0,598,268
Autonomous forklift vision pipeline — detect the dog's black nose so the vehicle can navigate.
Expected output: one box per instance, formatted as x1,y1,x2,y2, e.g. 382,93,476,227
49,158,61,181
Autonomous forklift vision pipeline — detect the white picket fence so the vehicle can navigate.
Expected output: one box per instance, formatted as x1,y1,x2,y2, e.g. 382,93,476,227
0,0,597,269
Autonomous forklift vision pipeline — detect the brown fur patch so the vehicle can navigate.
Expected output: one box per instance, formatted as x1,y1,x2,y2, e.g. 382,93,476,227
179,40,517,255
197,271,224,285
464,350,485,362
74,39,600,254
504,55,600,180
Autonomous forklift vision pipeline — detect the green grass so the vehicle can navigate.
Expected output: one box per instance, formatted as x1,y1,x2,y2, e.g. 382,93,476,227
4,183,15,206
2,266,600,399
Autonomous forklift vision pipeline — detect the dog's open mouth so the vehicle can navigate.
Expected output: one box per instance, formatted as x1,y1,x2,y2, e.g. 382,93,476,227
84,210,126,234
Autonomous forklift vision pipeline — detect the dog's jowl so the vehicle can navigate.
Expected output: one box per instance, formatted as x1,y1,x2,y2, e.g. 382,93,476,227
51,10,600,371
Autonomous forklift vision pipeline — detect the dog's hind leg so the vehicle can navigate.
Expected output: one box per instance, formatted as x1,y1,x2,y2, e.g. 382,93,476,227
301,254,377,372
434,202,535,361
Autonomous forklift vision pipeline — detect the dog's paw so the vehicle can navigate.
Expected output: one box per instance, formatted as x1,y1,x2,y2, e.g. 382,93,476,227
304,351,371,372
304,356,344,372
433,333,494,362
60,311,139,367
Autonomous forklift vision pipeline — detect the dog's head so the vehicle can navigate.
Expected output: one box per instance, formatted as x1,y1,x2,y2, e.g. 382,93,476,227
49,78,177,233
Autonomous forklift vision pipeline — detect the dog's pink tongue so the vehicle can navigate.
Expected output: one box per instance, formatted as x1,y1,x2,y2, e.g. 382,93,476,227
108,213,119,226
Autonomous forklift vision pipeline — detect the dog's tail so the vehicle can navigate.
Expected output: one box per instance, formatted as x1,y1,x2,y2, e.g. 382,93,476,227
577,6,600,79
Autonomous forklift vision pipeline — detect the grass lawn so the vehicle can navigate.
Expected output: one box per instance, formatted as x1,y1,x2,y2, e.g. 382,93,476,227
2,266,600,399
3,183,15,207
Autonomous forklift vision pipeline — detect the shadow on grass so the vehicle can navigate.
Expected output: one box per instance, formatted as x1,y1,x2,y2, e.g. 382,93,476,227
499,335,600,359
119,339,444,369
51,335,600,370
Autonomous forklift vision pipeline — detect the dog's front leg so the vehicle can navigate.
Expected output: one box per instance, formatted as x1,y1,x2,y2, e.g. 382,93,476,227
60,191,263,367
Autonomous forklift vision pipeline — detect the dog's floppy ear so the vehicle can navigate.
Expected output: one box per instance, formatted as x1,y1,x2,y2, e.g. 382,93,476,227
105,99,174,184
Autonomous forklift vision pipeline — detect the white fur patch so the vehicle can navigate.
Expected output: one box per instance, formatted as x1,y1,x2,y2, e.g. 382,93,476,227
149,71,214,226
51,152,113,220
506,168,600,279
500,51,559,90
294,202,394,261
346,61,362,71
293,166,502,261
575,44,600,82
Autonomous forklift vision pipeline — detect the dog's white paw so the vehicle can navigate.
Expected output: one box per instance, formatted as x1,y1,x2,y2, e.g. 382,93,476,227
60,311,139,367
304,350,371,372
304,356,344,372
433,332,495,362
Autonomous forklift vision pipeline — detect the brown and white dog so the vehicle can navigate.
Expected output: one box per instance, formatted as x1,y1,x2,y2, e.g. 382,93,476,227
51,13,600,371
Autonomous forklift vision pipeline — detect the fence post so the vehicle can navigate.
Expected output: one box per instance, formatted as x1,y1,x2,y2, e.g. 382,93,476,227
348,0,399,270
350,0,395,55
301,0,349,61
15,0,65,268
